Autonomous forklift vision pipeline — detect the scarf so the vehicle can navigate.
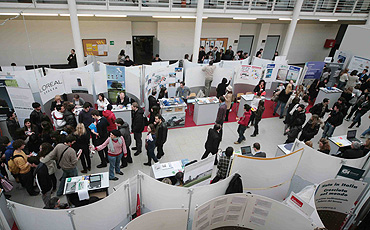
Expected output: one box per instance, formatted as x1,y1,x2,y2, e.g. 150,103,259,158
108,137,122,153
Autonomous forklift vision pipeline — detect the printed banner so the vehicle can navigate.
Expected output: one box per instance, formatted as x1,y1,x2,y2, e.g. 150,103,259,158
286,66,302,83
275,64,289,82
37,73,65,104
106,65,125,103
303,62,326,80
239,65,262,85
348,56,370,73
6,87,34,127
264,64,275,80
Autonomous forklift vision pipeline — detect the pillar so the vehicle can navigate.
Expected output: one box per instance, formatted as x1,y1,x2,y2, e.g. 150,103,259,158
281,0,304,57
192,0,205,63
67,0,84,67
366,12,370,27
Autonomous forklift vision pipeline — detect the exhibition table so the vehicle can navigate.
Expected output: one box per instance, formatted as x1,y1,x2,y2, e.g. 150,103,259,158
237,94,255,117
150,160,184,180
275,143,293,157
193,97,219,125
159,98,187,128
315,87,342,108
328,135,353,155
112,104,132,127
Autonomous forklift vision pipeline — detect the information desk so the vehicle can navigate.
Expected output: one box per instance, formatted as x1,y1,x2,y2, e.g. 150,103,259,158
276,143,294,157
159,98,186,128
315,87,342,109
328,135,353,155
63,172,109,205
112,104,132,127
237,94,255,117
193,97,219,125
150,160,185,180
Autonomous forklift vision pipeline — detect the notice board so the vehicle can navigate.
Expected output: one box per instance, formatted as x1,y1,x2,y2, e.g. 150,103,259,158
200,38,228,52
82,39,108,57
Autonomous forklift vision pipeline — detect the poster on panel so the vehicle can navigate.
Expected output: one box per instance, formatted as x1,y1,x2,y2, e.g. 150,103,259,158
6,87,34,126
303,62,326,80
237,65,262,85
0,74,18,87
252,57,274,69
275,64,289,82
286,66,302,83
106,65,125,103
264,64,275,81
333,50,350,64
348,56,370,73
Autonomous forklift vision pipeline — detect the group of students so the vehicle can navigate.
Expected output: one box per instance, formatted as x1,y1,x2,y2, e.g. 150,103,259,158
198,45,249,63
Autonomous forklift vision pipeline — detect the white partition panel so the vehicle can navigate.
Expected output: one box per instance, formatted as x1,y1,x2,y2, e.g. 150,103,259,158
124,209,188,230
125,66,142,102
8,201,74,230
72,179,131,230
139,171,190,213
245,181,292,201
293,140,369,184
185,67,204,88
211,68,234,87
229,149,304,201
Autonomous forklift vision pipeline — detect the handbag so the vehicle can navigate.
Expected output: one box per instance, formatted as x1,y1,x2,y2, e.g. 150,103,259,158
1,178,13,192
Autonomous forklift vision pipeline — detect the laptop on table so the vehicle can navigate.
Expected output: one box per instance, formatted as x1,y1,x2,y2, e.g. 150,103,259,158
241,146,253,156
347,130,360,143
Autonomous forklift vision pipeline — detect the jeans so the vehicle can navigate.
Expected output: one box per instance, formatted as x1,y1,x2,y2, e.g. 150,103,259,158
322,122,335,138
352,112,365,126
205,79,212,97
337,81,346,90
147,149,158,165
237,125,247,143
274,101,286,117
362,126,370,136
57,168,78,196
253,119,261,135
134,132,142,152
108,153,123,179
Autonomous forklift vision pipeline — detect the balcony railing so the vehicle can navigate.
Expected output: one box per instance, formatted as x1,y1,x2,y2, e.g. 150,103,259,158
0,0,369,14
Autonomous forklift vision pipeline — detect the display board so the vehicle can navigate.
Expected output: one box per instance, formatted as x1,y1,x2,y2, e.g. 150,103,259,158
251,57,274,69
286,66,302,83
334,50,351,64
200,38,228,52
6,87,34,126
303,61,326,80
106,65,126,103
82,39,108,56
229,148,304,201
184,155,215,187
348,55,370,73
235,65,262,86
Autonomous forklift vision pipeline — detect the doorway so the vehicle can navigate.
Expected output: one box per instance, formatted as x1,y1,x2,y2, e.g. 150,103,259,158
133,36,154,65
263,35,280,60
237,35,254,56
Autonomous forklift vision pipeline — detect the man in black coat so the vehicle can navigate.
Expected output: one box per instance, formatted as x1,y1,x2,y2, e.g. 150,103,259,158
322,105,344,138
201,124,222,160
91,110,109,168
309,98,330,118
67,49,77,68
28,156,52,208
339,141,364,159
154,115,168,159
131,102,145,156
285,104,306,143
30,102,43,133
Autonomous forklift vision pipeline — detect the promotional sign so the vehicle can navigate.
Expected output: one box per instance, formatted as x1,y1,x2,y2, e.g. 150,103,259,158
0,74,18,87
238,65,262,85
334,50,350,64
284,192,314,217
303,62,326,80
7,87,34,127
286,66,302,83
37,73,65,104
324,57,333,63
348,56,370,73
264,64,275,80
336,165,365,180
106,65,125,102
275,64,289,82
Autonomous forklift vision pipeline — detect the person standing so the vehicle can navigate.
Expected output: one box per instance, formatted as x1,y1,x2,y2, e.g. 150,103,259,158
358,69,369,84
175,82,191,102
131,102,145,156
322,105,344,138
338,69,349,90
284,104,306,143
309,98,330,118
256,48,263,57
73,124,91,173
97,93,109,116
64,104,77,129
51,105,66,131
234,104,251,144
95,130,126,180
201,124,222,160
42,135,82,196
115,118,133,168
78,102,94,129
30,102,43,133
116,92,130,107
198,46,206,63
6,111,20,140
224,86,233,122
38,143,57,191
154,115,168,159
144,124,158,166
251,100,265,137
216,78,230,98
202,61,216,97
273,83,293,118
211,147,233,184
28,156,52,207
91,110,109,168
349,95,370,128
158,87,169,100
117,50,125,65
103,104,117,132
67,49,77,68
299,115,321,142
216,96,227,139
148,90,159,119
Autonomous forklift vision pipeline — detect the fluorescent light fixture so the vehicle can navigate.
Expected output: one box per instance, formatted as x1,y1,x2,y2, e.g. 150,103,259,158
77,14,94,17
59,14,70,16
95,14,127,18
181,16,208,19
22,13,58,16
279,18,292,21
152,16,180,19
233,17,257,20
0,13,20,16
319,19,338,22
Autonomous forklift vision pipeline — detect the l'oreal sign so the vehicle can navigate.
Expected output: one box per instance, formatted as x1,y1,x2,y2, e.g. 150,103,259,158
40,80,63,94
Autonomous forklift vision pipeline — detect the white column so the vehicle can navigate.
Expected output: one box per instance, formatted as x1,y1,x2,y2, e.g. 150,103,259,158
366,12,370,27
67,0,84,67
192,0,205,63
281,0,304,57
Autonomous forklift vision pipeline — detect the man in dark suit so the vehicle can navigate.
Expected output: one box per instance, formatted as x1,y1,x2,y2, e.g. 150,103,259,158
201,124,222,160
339,141,364,159
252,142,266,158
67,49,77,68
148,90,159,112
131,102,145,156
358,69,369,84
216,96,227,140
91,110,109,168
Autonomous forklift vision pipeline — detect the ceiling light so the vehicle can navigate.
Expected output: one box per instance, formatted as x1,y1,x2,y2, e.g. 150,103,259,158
319,19,338,22
233,17,257,20
181,16,208,19
59,14,70,16
279,18,292,21
77,14,94,17
95,14,127,18
0,13,20,16
152,16,180,19
22,13,59,16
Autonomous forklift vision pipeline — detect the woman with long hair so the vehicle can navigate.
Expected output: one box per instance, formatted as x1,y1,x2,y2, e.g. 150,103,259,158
318,138,331,154
23,119,40,153
273,83,293,118
224,86,233,122
299,114,321,142
117,49,125,65
41,121,54,145
251,100,265,137
73,124,91,173
97,93,110,116
144,124,158,166
338,69,349,90
39,143,57,191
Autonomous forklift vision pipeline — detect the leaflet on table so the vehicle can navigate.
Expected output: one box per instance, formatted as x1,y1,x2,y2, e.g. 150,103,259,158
196,97,219,104
160,98,186,107
321,87,342,93
112,104,132,111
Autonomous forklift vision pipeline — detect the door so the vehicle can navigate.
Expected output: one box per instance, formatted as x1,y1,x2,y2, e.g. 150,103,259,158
133,36,154,65
237,35,254,55
263,35,280,60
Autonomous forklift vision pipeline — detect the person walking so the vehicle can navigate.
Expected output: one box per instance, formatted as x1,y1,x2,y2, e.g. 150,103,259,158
202,61,216,97
299,114,321,142
115,118,133,168
73,124,91,173
201,124,222,160
349,95,370,128
154,115,168,159
91,110,109,168
251,100,265,137
234,104,251,144
211,147,233,184
131,102,145,156
95,130,127,180
224,86,233,122
144,124,158,166
322,105,344,138
216,96,227,139
273,84,293,118
38,143,57,191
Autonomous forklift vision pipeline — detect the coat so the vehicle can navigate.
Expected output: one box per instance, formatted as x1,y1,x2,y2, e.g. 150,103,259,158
6,118,20,140
78,108,94,128
155,121,168,146
238,111,251,126
118,122,132,147
96,117,109,144
116,95,130,106
299,120,320,141
103,110,117,132
204,128,221,154
309,103,330,118
216,103,227,125
34,163,52,194
132,107,145,133
326,110,344,127
216,81,230,98
288,110,306,128
255,106,265,123
148,95,159,111
64,110,77,128
30,110,43,132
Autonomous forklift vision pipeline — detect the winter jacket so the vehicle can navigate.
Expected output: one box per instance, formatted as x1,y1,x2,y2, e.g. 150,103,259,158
132,107,145,133
96,117,109,144
34,163,52,194
255,106,265,122
6,118,20,140
288,110,306,128
326,110,344,127
30,110,43,132
155,120,168,146
238,111,251,126
51,110,66,130
205,128,221,154
299,120,320,141
278,90,292,103
118,122,132,147
148,95,159,111
103,110,117,132
64,110,77,128
78,108,94,128
309,103,330,118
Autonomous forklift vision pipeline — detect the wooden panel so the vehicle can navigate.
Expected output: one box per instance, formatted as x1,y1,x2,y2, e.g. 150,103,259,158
82,39,107,57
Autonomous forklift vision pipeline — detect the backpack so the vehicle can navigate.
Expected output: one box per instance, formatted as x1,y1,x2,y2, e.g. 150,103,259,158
8,154,24,175
225,173,243,195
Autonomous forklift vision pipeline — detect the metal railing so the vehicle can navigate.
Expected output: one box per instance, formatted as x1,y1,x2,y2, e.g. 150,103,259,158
0,0,369,14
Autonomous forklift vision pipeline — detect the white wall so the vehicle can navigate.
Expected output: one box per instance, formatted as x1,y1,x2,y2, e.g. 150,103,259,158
132,22,157,37
269,23,288,53
202,22,242,50
287,23,340,64
340,25,370,59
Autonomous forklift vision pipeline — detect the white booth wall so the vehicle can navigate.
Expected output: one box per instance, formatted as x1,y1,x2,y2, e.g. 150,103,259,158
340,25,370,62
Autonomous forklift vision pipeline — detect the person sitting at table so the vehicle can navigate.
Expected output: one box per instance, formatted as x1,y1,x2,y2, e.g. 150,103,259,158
45,197,69,209
174,172,184,186
338,141,364,159
72,94,85,108
252,143,266,158
50,95,64,112
253,80,266,96
97,93,110,115
211,146,233,184
318,138,331,154
176,81,191,102
116,92,129,107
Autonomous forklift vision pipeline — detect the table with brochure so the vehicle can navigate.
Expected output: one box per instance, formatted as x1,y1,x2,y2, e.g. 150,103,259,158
193,97,220,125
315,87,342,109
159,98,187,128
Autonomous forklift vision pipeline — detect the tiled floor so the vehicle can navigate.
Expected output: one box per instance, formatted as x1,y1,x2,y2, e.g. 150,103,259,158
5,112,370,208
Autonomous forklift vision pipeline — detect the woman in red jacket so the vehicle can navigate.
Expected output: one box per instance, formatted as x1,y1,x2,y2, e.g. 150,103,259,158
103,104,117,132
234,104,251,144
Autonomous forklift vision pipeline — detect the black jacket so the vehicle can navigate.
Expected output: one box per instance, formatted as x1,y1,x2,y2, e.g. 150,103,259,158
155,120,168,146
216,81,230,98
253,85,265,94
72,132,90,153
67,54,77,68
64,110,77,128
288,110,306,128
132,107,145,133
334,102,348,117
96,117,109,144
50,101,64,112
205,128,221,154
6,118,20,140
286,126,302,143
148,95,159,111
300,120,320,141
309,103,330,118
30,110,43,132
278,90,292,103
78,108,94,128
118,122,132,147
34,163,52,194
116,95,130,106
326,110,344,127
339,149,364,159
